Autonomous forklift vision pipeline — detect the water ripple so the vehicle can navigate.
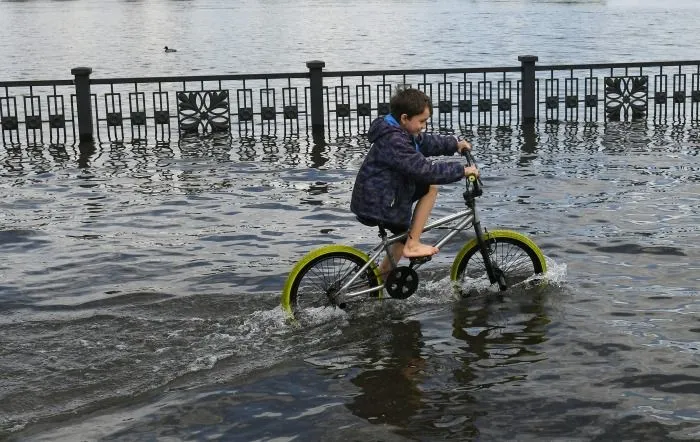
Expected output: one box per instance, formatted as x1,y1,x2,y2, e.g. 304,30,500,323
2,126,700,439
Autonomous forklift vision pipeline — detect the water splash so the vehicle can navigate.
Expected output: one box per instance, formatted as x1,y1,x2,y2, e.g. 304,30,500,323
544,256,568,286
408,256,568,305
235,306,290,338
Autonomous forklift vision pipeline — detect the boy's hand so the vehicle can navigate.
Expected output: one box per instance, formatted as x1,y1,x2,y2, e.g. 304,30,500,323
464,165,479,178
457,140,472,153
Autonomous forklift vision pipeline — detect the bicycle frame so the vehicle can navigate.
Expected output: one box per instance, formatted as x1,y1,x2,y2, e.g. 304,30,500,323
333,150,504,303
336,205,480,301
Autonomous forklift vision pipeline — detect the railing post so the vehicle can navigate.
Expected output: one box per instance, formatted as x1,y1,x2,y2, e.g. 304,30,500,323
71,66,93,142
518,55,538,124
306,60,325,136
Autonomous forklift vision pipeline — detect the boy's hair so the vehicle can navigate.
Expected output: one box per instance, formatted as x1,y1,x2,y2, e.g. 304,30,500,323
390,88,433,120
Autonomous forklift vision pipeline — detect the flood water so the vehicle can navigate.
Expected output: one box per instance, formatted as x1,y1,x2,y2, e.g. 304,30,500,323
2,0,700,79
2,0,700,441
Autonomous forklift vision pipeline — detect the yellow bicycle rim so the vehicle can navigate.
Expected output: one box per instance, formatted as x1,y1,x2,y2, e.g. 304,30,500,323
450,229,547,281
281,244,382,317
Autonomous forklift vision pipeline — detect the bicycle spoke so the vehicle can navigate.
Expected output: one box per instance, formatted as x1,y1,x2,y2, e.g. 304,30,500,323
493,241,535,284
455,235,542,289
296,256,371,310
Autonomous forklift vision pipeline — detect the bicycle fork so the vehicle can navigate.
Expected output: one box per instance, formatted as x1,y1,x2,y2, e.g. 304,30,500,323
472,210,508,291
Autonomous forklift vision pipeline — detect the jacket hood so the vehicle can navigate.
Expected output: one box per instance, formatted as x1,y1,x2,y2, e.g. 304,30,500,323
367,116,404,144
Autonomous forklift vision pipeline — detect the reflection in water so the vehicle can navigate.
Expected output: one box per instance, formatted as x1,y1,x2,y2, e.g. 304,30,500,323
451,288,550,362
346,290,551,439
47,144,70,165
518,123,538,167
650,123,689,149
2,122,700,439
151,142,178,188
105,142,129,175
330,136,357,169
493,126,514,145
309,132,328,169
471,126,493,152
178,133,232,161
552,122,602,153
347,320,426,427
237,136,258,162
281,137,302,167
131,142,155,179
260,135,281,163
1,146,24,177
601,121,653,152
25,145,51,174
77,140,97,168
84,195,106,218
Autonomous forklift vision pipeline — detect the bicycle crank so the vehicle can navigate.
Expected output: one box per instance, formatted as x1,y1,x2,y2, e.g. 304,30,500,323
385,266,419,299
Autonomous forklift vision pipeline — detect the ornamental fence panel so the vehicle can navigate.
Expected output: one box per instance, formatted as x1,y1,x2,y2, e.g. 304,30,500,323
1,57,699,146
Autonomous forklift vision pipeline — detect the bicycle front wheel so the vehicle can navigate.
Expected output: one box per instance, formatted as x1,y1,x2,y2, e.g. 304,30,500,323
281,245,382,320
450,230,547,291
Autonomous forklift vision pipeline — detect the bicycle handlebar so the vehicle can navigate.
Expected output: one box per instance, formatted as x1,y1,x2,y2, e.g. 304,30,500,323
461,148,483,198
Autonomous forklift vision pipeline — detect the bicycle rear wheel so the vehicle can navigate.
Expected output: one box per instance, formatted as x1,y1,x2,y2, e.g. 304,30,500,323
450,230,546,291
281,245,381,320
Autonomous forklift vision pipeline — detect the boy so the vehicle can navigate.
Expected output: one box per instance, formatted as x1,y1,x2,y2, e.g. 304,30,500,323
350,88,478,276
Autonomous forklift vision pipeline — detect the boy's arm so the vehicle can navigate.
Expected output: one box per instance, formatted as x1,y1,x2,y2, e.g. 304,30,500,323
389,141,465,184
415,133,459,157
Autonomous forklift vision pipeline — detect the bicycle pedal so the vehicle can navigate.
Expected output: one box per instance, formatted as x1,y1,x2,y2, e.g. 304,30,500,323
409,255,432,267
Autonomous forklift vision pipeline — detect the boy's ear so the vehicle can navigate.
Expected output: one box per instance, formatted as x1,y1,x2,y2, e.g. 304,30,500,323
399,113,409,125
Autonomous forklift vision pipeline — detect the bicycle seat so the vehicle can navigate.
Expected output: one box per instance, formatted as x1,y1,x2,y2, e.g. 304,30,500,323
356,216,389,238
356,216,406,238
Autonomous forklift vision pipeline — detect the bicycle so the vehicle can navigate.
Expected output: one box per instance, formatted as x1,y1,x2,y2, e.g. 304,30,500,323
281,151,547,320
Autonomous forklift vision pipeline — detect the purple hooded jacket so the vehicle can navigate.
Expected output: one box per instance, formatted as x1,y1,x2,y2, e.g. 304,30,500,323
350,116,465,229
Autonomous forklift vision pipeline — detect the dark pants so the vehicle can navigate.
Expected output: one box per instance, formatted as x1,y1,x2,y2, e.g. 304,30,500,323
356,182,430,237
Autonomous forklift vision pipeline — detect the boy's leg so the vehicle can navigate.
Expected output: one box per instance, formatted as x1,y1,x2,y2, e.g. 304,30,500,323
403,185,439,258
378,242,404,277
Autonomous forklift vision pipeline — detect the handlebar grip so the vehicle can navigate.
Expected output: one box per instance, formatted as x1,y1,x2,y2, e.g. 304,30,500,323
462,148,484,196
462,149,474,166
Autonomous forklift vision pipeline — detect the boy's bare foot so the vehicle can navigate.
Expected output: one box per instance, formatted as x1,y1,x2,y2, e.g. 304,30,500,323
403,242,439,258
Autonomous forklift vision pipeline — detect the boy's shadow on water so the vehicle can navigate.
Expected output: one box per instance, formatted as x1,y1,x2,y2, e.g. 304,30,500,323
344,287,550,438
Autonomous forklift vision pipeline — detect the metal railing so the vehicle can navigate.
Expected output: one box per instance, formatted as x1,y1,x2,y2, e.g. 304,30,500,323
2,56,700,146
535,60,700,124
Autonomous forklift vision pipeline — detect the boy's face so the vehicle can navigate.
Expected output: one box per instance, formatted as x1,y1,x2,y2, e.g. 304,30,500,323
400,106,431,136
